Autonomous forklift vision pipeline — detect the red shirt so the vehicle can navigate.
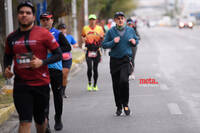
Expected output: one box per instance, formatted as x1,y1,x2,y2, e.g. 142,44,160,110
5,26,59,86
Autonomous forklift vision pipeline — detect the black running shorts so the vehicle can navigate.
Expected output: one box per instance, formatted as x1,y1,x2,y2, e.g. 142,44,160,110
13,84,50,125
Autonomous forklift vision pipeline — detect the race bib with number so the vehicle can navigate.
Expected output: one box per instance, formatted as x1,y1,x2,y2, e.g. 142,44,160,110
16,52,33,68
62,52,72,60
88,51,97,58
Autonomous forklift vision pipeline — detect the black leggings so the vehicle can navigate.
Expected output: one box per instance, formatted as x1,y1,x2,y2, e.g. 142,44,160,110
131,46,137,72
47,69,63,118
86,53,100,86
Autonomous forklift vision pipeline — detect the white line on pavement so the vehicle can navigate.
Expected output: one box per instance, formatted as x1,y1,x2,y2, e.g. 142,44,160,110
167,103,183,115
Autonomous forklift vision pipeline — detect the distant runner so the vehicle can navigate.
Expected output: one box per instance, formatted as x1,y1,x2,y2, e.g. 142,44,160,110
82,14,104,91
126,18,140,80
58,23,78,98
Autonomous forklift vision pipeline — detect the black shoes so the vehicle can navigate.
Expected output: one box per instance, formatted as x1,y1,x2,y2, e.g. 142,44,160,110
124,106,131,116
46,115,63,132
115,107,122,116
115,106,131,116
63,93,69,98
62,87,69,98
54,115,63,131
45,123,51,133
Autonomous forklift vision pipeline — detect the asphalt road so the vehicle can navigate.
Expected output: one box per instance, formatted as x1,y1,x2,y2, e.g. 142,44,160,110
34,26,200,133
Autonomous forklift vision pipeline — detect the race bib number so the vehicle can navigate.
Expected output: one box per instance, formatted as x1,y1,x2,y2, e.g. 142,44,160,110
88,51,97,58
62,52,72,60
16,52,33,68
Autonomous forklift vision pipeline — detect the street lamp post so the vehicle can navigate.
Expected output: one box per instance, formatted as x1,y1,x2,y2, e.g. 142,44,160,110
84,0,88,25
72,0,78,41
5,0,13,36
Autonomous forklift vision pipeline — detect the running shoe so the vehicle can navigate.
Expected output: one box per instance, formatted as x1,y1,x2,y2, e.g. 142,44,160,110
54,115,63,131
115,108,122,116
63,94,69,98
129,73,135,80
124,106,131,116
45,123,51,133
87,84,92,91
93,85,99,91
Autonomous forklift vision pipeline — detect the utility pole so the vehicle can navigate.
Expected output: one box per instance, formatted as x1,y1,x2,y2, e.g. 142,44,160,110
165,0,169,14
4,0,13,36
72,0,78,41
84,0,88,25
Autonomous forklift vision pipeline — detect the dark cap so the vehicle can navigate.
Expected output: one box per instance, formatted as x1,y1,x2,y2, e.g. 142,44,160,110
126,18,133,24
17,1,35,14
58,23,66,29
40,12,53,19
114,11,125,18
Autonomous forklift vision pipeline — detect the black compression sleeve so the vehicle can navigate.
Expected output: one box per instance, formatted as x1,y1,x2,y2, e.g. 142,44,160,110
58,33,71,52
4,54,13,68
42,47,62,65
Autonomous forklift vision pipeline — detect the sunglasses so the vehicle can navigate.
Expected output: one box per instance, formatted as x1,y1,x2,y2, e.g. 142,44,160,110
115,12,124,15
40,12,53,19
21,1,34,8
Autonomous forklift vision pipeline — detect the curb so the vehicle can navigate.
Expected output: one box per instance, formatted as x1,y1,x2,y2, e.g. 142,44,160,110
1,86,13,94
0,104,15,125
71,53,85,70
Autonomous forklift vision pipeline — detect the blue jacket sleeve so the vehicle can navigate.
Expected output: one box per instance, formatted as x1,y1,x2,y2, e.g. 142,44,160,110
102,30,116,49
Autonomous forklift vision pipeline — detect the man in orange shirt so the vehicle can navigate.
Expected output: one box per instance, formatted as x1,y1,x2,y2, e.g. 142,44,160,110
82,14,104,91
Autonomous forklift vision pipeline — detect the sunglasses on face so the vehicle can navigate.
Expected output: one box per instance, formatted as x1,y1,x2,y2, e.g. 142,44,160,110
20,1,34,8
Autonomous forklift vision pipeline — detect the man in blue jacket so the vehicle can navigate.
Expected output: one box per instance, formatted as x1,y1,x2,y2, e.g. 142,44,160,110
102,12,139,116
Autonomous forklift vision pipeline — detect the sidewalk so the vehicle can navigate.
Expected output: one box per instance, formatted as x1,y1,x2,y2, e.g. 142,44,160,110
0,48,85,133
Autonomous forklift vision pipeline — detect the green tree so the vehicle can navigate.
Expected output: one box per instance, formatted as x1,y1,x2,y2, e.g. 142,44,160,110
88,0,138,19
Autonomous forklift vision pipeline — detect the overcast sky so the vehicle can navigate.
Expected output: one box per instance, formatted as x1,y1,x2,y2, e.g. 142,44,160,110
134,0,200,19
137,0,165,7
134,0,165,19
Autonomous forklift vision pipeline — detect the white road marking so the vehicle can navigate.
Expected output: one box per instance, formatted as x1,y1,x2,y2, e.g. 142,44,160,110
188,36,200,41
160,84,170,91
191,93,200,98
168,103,183,115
